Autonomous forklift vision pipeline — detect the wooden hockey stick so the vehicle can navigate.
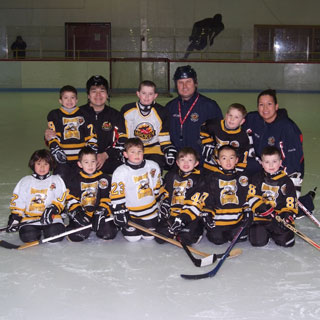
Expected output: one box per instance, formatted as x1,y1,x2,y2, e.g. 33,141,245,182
0,217,113,250
275,216,320,251
128,221,242,263
297,200,320,228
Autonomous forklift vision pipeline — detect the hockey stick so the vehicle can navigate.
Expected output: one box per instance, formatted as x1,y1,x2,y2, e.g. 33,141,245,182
180,220,248,280
0,217,113,250
298,200,320,228
0,219,41,233
128,220,242,266
275,216,320,251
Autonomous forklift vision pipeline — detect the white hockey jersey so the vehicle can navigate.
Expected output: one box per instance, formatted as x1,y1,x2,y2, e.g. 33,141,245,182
10,174,68,224
110,160,162,220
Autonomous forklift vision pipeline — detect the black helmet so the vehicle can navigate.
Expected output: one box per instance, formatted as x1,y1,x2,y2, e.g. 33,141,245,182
173,65,197,83
86,75,109,94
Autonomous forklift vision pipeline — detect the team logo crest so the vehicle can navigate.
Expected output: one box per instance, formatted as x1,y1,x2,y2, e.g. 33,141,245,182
268,136,276,146
102,121,112,131
190,113,199,122
134,122,156,142
50,183,56,190
99,178,109,189
230,140,240,148
239,176,248,187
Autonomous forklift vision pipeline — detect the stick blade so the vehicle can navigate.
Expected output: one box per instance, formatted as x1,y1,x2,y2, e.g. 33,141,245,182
0,240,20,249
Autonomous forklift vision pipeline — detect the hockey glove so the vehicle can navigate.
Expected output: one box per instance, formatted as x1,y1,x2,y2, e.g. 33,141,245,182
51,145,67,164
92,208,108,232
69,207,91,227
164,146,178,167
202,144,215,163
6,214,22,233
297,189,316,219
277,212,294,231
41,204,59,225
159,198,171,221
242,207,253,226
169,217,186,234
201,212,215,230
112,204,130,228
255,203,274,218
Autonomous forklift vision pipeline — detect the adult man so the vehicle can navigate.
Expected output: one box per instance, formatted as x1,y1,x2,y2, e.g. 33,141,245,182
243,89,304,197
45,75,126,175
166,65,223,162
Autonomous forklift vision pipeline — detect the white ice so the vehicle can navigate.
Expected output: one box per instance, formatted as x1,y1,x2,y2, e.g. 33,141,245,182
0,217,320,320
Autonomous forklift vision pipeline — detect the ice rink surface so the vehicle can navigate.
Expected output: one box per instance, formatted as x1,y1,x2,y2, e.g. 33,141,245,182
0,217,320,320
0,92,319,319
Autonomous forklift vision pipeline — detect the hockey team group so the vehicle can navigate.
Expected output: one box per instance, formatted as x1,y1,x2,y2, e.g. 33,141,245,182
4,65,315,259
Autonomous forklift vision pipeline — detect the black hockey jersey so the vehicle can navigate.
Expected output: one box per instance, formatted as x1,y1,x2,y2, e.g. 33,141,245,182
47,107,97,161
247,169,298,223
80,103,126,159
162,168,213,222
200,119,253,171
66,170,112,218
121,102,172,156
206,166,249,226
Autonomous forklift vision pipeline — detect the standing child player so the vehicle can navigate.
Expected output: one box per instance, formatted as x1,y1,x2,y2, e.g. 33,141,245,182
156,147,212,246
66,147,117,242
47,85,98,181
110,138,162,242
7,149,67,243
121,80,177,170
200,103,254,172
247,146,297,247
203,145,252,245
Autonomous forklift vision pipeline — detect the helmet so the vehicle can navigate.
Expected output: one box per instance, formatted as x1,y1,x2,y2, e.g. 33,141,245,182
86,75,109,94
173,65,197,83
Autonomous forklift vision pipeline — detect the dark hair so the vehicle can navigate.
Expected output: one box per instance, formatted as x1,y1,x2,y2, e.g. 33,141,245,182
138,80,157,92
257,89,277,105
78,146,97,162
28,149,56,171
261,146,281,159
86,75,109,94
59,85,77,99
124,138,144,151
177,147,199,162
217,145,238,158
227,103,247,117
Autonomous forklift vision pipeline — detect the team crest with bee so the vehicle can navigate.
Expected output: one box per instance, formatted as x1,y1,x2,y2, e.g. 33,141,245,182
134,122,156,142
63,116,84,140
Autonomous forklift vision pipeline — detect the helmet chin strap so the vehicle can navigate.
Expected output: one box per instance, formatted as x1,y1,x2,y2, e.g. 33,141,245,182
138,101,153,116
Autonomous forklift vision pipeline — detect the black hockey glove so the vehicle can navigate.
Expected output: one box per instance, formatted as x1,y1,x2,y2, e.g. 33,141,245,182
69,207,91,227
242,207,253,226
159,198,171,221
164,146,177,167
112,204,130,228
51,145,67,164
255,203,274,218
41,204,59,225
92,208,108,232
202,144,215,163
277,212,294,231
169,216,188,234
6,214,22,233
201,212,215,230
297,189,316,219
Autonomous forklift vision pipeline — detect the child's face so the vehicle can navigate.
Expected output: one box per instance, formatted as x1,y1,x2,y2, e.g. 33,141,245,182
136,85,158,106
225,108,245,130
59,91,78,109
34,159,50,176
176,154,199,173
217,149,238,170
124,146,144,164
261,154,282,174
78,154,97,175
